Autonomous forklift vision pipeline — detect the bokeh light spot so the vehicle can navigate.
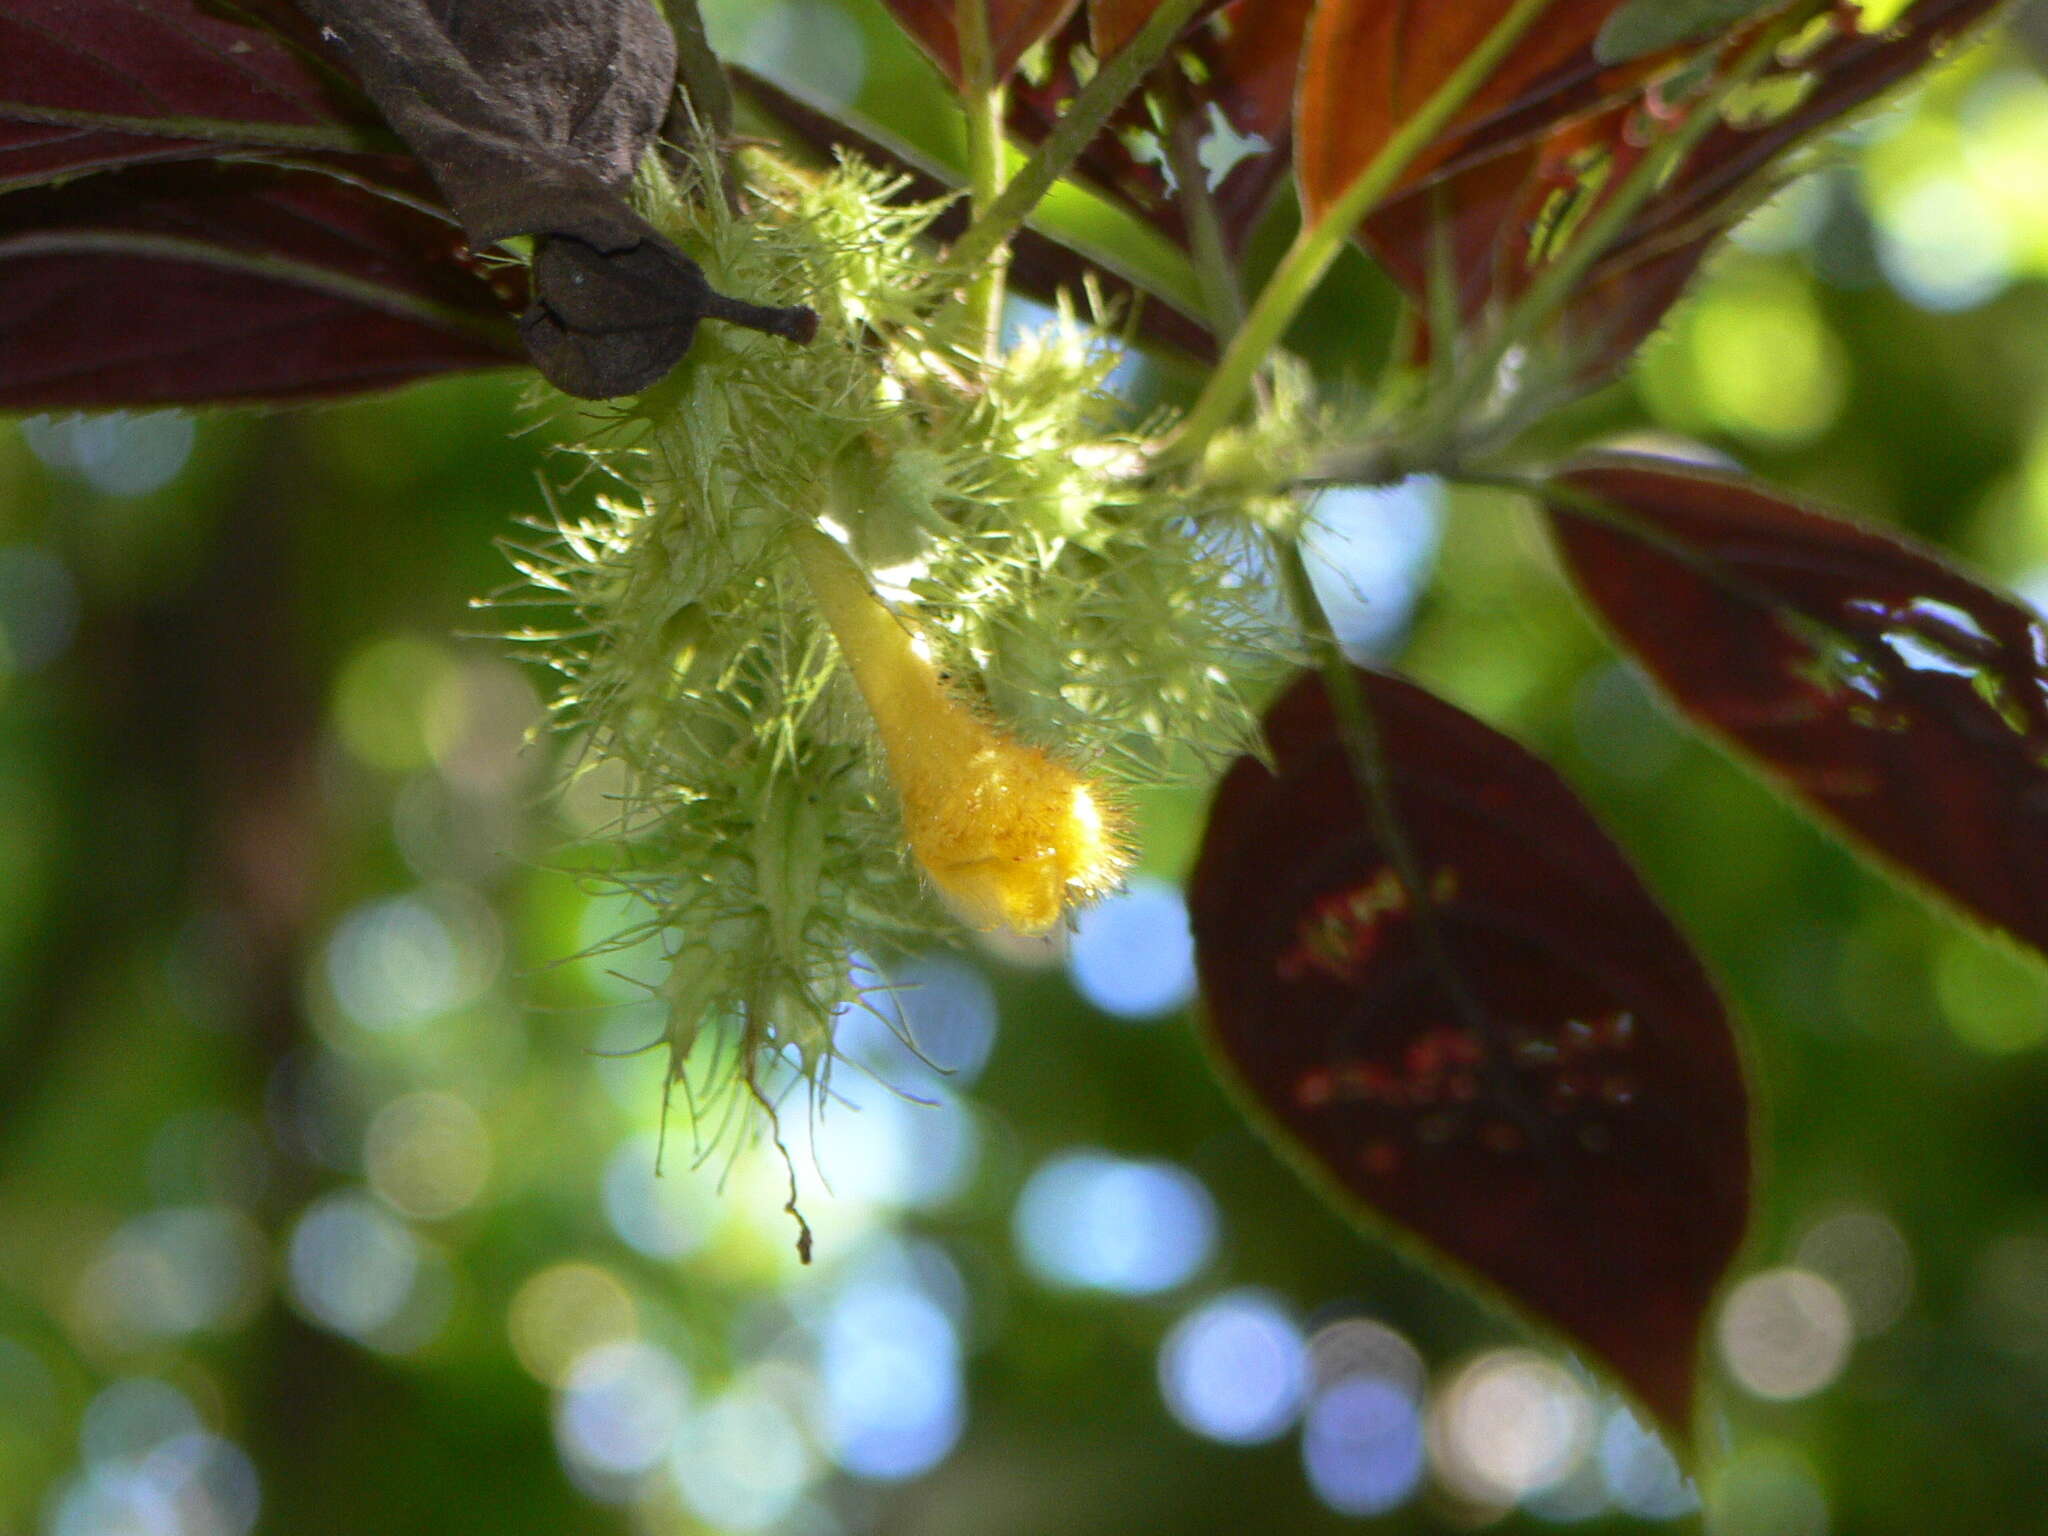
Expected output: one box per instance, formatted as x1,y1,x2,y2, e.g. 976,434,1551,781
1719,1267,1854,1401
364,1091,491,1221
1013,1150,1217,1295
1302,478,1443,661
75,1205,266,1344
1705,1443,1830,1536
1302,1375,1426,1517
1932,932,2048,1053
79,1380,200,1467
286,1192,421,1344
332,637,462,774
324,888,498,1033
601,1134,708,1261
1600,1407,1698,1521
670,1374,818,1530
810,1064,979,1212
1306,1317,1425,1399
554,1339,692,1484
1066,876,1196,1022
20,412,195,497
1157,1289,1307,1445
1794,1208,1914,1336
509,1263,639,1386
1430,1350,1594,1505
1872,173,2012,312
820,1280,964,1481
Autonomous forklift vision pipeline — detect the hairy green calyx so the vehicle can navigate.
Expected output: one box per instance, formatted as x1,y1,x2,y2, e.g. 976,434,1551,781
501,145,1319,1242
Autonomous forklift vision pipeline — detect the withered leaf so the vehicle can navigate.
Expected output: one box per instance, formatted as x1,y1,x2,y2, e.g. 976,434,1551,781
293,0,813,397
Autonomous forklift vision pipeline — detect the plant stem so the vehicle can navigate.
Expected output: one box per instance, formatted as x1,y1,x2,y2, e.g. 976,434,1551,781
957,0,1010,355
948,0,1209,280
1163,93,1247,336
1162,0,1558,466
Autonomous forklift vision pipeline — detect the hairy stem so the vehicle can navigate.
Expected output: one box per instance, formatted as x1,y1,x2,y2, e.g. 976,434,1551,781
957,0,1010,355
1162,0,1558,465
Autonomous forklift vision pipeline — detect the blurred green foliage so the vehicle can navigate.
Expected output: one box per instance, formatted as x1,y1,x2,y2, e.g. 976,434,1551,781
5,6,2048,1535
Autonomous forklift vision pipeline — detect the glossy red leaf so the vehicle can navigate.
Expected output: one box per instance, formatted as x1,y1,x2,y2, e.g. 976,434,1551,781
880,0,1084,88
1294,0,1625,228
1191,666,1749,1439
1551,454,2048,961
0,0,384,191
1363,0,2003,383
0,160,519,408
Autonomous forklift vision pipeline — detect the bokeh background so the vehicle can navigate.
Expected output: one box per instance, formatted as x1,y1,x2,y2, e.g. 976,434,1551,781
7,3,2048,1533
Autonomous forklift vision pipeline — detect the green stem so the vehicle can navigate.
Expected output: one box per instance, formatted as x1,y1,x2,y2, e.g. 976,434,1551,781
948,0,1209,279
1163,92,1247,336
1162,0,1558,465
957,0,1010,355
1273,539,1415,891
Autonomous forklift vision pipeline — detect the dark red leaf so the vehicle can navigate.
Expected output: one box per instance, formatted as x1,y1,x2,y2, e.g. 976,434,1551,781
1085,0,1230,58
1551,454,2048,962
1363,0,2004,384
1191,666,1749,1440
880,0,1083,88
0,160,519,408
1294,0,1624,227
0,0,385,190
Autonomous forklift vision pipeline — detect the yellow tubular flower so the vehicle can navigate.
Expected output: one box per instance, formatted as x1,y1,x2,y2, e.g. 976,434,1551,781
789,524,1127,934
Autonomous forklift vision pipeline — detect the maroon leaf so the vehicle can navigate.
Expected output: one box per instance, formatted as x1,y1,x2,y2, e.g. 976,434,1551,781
0,160,520,408
1550,454,2048,962
1294,0,1627,227
880,0,1083,88
0,0,529,405
1,0,387,190
1191,666,1749,1441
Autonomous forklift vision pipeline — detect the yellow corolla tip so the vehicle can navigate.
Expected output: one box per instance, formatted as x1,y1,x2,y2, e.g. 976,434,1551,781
790,522,1131,934
900,735,1129,936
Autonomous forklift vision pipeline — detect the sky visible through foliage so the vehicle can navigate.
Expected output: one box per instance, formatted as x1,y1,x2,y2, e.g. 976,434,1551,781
7,3,2048,1535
